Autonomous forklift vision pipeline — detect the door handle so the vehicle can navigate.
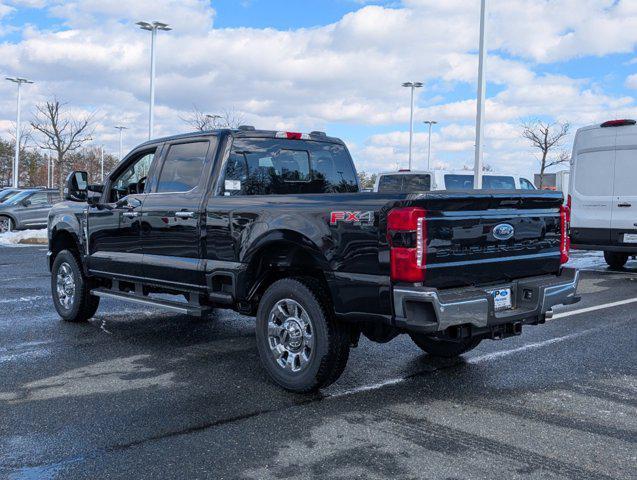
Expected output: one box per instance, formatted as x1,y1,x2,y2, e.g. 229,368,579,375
123,211,139,218
618,203,632,208
175,211,195,219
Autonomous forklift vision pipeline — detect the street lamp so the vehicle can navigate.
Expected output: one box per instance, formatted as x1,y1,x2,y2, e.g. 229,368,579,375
137,21,172,140
423,120,438,170
205,114,222,129
474,0,487,189
402,81,423,170
114,125,128,160
5,77,34,188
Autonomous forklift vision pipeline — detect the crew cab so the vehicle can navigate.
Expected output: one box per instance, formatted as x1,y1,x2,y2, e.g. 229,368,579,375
48,128,580,392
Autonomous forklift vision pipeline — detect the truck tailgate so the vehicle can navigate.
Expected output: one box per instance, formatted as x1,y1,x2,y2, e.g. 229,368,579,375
389,191,565,289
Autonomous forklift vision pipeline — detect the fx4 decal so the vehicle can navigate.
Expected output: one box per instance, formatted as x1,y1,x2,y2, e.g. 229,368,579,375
330,211,375,226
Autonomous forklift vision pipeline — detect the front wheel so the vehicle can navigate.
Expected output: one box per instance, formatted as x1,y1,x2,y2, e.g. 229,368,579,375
51,250,100,322
255,278,350,393
409,333,482,358
0,216,13,233
604,251,629,270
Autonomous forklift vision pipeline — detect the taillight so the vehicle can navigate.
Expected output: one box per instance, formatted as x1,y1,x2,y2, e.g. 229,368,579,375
275,131,310,140
560,204,571,264
387,207,427,282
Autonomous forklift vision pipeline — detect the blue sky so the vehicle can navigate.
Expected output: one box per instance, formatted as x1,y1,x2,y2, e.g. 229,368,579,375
1,0,636,177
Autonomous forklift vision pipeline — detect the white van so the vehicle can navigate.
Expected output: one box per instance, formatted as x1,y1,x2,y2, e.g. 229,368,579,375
374,170,536,193
569,119,637,268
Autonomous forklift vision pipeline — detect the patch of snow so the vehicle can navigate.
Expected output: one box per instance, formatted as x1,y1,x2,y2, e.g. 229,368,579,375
0,229,47,246
565,250,606,270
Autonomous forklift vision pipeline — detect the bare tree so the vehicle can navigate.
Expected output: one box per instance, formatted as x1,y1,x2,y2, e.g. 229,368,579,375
182,105,246,131
521,120,570,188
30,99,94,195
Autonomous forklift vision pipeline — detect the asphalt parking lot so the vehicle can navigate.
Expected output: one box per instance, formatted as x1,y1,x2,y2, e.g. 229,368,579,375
0,246,635,480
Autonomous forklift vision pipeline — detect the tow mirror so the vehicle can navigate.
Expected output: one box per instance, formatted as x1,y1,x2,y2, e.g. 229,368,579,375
64,171,88,202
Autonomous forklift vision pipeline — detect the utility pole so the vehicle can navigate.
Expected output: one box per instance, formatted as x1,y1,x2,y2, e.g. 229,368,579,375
137,21,172,140
474,0,487,189
402,81,423,170
423,120,437,170
5,77,34,188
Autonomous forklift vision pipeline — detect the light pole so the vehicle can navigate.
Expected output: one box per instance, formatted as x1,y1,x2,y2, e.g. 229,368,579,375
114,126,128,159
100,145,105,183
474,0,487,189
402,81,423,170
137,21,172,140
423,120,437,170
205,114,222,129
5,77,34,188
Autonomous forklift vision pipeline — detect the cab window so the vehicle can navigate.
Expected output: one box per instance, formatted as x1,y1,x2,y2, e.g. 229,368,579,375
520,178,536,190
110,149,156,202
156,141,210,193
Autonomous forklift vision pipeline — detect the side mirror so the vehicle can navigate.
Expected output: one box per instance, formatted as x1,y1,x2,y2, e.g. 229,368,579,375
64,171,88,202
21,198,31,207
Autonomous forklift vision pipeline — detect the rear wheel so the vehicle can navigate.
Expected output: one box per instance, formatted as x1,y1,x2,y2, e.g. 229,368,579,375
604,251,628,270
255,277,350,393
51,250,100,322
0,216,13,233
409,333,481,358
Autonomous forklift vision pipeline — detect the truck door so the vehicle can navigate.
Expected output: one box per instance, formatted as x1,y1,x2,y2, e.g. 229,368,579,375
87,147,158,277
140,138,217,289
611,146,637,245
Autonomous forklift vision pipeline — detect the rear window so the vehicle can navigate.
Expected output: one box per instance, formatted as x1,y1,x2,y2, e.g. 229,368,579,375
221,138,358,195
377,174,431,193
443,174,516,190
482,175,516,190
444,174,474,190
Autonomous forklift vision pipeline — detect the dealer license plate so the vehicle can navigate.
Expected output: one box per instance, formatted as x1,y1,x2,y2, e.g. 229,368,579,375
490,288,512,311
623,234,637,243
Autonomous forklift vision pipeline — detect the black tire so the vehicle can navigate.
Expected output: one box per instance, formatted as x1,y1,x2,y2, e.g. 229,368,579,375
51,249,100,322
409,333,482,358
604,251,628,270
255,277,350,393
0,215,13,234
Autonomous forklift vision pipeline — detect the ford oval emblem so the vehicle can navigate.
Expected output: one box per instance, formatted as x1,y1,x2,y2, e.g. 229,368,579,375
493,223,515,241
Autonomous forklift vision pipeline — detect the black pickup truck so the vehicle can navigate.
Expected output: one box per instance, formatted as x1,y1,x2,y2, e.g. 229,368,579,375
48,127,580,392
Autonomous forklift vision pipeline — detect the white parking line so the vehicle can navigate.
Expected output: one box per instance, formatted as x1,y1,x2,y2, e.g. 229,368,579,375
552,297,637,319
330,300,636,398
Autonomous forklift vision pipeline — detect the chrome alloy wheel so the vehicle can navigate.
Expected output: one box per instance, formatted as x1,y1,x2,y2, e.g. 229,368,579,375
56,262,76,309
0,217,11,233
267,299,314,372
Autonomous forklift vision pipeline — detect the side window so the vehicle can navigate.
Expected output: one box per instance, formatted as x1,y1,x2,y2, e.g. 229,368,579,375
110,150,156,202
444,174,474,190
482,175,516,190
378,175,404,193
156,141,209,193
520,178,535,190
28,192,49,206
47,192,61,204
221,138,357,196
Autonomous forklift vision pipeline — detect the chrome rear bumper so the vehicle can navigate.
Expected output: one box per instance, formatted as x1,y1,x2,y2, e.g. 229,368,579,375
393,268,580,333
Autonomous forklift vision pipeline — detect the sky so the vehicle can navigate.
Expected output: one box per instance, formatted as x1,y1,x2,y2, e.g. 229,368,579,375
0,0,636,178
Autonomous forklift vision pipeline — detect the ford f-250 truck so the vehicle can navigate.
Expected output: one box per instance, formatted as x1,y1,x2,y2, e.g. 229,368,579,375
48,127,580,392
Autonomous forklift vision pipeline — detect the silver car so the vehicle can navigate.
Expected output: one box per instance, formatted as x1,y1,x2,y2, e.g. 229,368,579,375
0,189,62,233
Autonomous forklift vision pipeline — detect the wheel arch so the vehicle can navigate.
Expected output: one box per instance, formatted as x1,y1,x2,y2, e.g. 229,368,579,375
49,227,83,271
241,230,332,310
0,212,18,229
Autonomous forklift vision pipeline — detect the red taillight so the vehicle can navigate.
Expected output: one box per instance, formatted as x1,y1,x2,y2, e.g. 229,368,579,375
560,204,571,264
387,207,427,282
275,131,309,140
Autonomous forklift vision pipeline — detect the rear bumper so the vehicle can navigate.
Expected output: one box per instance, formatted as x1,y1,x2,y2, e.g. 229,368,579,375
572,244,637,253
393,268,580,334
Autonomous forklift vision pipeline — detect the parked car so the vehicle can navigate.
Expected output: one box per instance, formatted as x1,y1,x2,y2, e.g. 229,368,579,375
0,188,22,203
0,188,62,233
569,119,637,268
48,128,579,392
374,170,536,193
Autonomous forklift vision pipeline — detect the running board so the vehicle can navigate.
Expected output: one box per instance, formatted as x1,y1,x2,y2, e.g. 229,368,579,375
92,288,210,317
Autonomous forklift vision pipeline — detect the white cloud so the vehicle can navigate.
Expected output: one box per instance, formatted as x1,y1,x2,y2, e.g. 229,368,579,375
0,0,635,179
626,74,637,90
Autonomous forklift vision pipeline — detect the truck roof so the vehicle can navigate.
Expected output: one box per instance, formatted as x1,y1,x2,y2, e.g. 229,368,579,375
137,128,345,149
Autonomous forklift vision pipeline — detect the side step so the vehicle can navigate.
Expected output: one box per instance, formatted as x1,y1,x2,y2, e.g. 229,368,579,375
92,288,211,317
